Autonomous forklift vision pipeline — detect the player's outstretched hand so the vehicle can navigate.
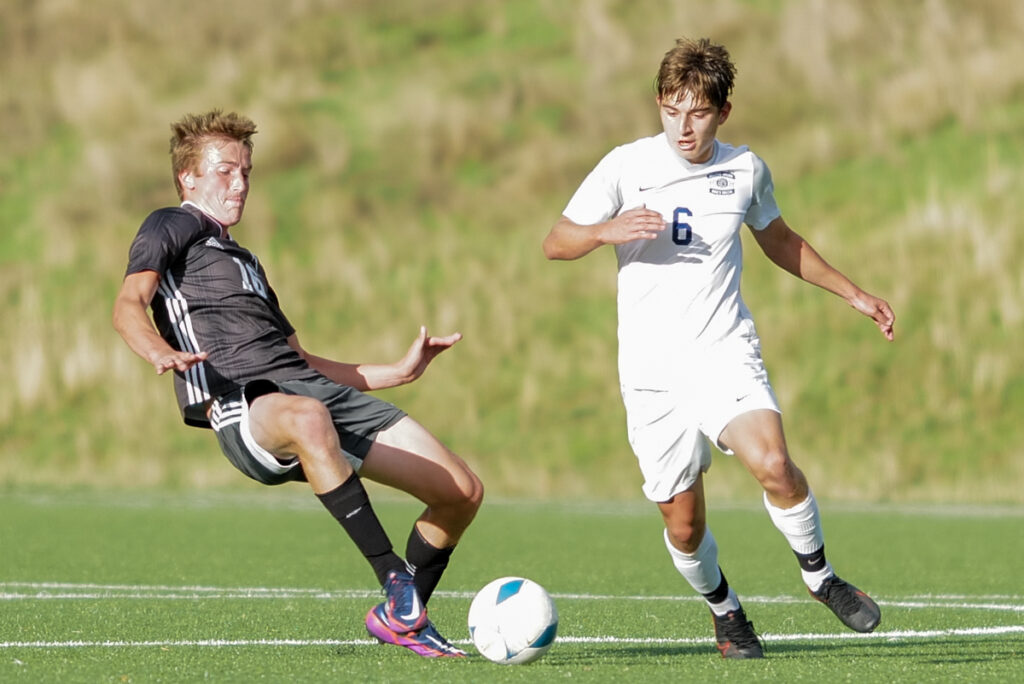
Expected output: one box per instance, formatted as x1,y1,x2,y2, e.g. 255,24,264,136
153,350,209,375
851,293,895,341
398,326,462,381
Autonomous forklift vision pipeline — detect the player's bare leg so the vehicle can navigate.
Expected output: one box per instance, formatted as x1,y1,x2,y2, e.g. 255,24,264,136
721,409,880,632
658,474,706,553
246,392,354,491
359,415,481,657
658,475,762,658
246,393,435,639
362,416,483,550
719,409,807,507
363,416,483,600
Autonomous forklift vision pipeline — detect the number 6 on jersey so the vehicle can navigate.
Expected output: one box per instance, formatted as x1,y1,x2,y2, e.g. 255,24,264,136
672,207,692,245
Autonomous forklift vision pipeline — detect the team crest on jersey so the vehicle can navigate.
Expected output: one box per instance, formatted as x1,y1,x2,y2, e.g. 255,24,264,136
205,237,225,249
707,171,736,196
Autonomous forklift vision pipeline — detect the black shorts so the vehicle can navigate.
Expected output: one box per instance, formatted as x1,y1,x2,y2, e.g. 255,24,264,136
209,376,406,485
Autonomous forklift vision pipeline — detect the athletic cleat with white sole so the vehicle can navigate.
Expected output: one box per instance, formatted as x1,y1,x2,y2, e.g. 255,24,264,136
711,607,764,659
810,575,881,633
365,604,467,658
382,569,429,633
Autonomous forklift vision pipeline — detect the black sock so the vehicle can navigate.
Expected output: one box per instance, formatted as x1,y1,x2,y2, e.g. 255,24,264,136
405,525,455,604
794,545,828,573
316,473,405,586
701,568,732,605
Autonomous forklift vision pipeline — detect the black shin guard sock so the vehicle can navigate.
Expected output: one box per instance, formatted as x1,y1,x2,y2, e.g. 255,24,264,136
405,525,455,604
701,568,731,605
317,473,405,585
794,545,827,573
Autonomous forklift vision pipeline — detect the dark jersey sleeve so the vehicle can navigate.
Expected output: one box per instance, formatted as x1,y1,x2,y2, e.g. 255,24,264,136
124,208,208,278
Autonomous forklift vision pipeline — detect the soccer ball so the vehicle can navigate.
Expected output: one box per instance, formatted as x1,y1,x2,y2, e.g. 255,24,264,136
467,576,558,665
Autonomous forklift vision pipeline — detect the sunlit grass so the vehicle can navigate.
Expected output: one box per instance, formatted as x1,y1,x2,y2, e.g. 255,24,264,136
1,0,1022,502
1,491,1022,682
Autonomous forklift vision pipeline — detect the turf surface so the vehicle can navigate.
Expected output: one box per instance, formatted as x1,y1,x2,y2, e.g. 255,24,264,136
1,489,1021,682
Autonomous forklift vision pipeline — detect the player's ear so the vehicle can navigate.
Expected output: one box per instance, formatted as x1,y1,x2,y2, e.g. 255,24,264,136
718,101,732,124
179,170,196,191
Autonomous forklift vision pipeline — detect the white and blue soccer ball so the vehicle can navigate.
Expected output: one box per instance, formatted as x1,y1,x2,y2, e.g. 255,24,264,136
467,576,558,665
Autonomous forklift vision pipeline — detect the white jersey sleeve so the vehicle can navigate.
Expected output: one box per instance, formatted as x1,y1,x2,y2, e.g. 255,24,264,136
744,155,781,230
562,146,627,224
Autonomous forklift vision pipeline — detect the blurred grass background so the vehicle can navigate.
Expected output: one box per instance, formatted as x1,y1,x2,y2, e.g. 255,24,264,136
1,0,1022,503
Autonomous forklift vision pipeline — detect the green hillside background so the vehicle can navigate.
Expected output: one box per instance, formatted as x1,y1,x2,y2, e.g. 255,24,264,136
2,0,1022,504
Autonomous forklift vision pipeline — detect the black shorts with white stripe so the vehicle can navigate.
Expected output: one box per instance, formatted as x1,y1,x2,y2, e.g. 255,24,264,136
209,376,406,485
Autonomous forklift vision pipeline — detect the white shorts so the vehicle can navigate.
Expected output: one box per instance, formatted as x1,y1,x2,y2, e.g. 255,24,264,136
621,339,780,503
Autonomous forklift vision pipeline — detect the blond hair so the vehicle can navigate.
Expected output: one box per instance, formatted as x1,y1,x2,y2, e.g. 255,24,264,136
169,110,257,199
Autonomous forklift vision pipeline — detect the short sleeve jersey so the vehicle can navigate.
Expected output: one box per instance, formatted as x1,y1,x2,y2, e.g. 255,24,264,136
563,135,781,389
124,203,321,427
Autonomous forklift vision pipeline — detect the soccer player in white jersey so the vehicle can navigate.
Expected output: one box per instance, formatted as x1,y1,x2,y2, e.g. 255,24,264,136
543,38,895,659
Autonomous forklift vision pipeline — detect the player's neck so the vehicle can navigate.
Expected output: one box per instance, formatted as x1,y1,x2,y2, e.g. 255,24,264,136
182,200,231,239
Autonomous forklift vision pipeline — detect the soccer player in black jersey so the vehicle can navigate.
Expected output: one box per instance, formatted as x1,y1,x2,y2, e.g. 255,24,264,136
113,110,481,658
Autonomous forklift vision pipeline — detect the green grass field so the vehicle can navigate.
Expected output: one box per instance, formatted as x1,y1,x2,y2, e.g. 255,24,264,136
2,488,1021,682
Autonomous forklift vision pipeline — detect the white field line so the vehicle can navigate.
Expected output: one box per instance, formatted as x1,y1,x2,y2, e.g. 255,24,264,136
2,626,1023,650
1,582,1021,651
1,582,1022,613
560,625,1024,644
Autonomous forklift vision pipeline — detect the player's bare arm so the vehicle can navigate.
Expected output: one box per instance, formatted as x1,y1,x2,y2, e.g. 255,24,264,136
112,270,209,374
543,208,665,260
752,216,895,341
288,326,462,391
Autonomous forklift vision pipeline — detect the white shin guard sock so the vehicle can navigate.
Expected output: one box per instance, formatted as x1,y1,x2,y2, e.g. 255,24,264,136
763,490,834,591
663,528,740,614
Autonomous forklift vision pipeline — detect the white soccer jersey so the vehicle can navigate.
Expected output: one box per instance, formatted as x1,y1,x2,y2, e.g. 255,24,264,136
563,134,781,390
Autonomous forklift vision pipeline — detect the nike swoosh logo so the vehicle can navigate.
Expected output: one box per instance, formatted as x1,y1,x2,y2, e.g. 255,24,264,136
344,506,363,519
399,598,423,622
639,185,656,192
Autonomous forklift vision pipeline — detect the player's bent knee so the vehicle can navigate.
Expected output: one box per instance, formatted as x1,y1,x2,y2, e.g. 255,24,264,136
755,452,807,501
465,471,485,511
437,469,484,521
451,470,485,512
752,448,790,482
665,520,705,551
279,396,333,438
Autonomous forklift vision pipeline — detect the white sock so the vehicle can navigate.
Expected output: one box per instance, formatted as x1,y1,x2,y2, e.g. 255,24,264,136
763,491,834,591
663,528,740,614
801,562,835,593
707,587,741,617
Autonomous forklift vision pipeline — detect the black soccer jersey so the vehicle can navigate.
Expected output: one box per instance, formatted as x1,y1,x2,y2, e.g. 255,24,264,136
124,204,321,427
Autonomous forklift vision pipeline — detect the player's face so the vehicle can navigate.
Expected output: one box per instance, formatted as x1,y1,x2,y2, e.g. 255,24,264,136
658,91,731,164
180,139,251,228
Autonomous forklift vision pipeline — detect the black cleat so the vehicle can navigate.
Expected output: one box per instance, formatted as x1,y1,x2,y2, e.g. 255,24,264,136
711,607,764,659
810,575,881,633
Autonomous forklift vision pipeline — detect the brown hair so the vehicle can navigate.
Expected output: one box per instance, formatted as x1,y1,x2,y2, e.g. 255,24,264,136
169,110,257,199
655,38,736,109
